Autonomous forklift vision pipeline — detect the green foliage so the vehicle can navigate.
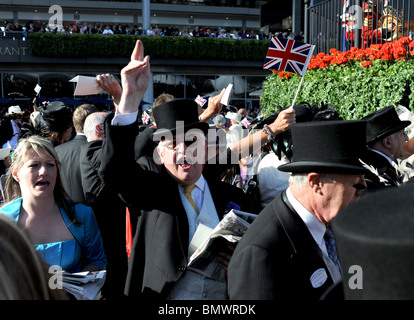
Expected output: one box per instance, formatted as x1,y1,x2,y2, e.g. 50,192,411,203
260,56,414,120
28,33,270,61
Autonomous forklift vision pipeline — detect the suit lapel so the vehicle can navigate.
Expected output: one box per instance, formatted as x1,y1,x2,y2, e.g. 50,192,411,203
275,192,335,294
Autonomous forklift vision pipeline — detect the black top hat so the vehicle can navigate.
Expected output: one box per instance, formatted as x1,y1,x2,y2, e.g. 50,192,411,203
363,106,410,145
37,101,73,132
278,120,369,175
332,182,414,299
151,99,209,140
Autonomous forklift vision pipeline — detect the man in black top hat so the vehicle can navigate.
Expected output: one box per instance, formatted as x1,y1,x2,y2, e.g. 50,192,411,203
227,120,370,300
97,40,258,299
331,182,414,299
360,105,410,190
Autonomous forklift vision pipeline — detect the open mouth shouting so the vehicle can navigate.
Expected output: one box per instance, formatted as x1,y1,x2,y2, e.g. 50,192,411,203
35,179,50,189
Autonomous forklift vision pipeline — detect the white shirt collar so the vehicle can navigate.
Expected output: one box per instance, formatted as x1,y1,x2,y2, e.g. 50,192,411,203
368,148,393,165
286,187,326,249
179,174,205,192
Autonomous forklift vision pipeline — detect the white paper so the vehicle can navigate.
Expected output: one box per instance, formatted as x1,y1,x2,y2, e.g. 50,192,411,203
0,148,11,161
188,224,213,257
220,84,233,106
34,84,41,94
61,270,106,300
70,76,101,96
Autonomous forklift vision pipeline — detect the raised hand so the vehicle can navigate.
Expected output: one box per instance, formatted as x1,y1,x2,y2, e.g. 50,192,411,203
118,40,151,114
96,74,122,108
199,88,225,122
268,106,296,134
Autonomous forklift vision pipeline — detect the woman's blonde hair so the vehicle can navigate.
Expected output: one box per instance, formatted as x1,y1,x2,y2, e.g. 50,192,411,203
0,215,67,299
4,135,77,224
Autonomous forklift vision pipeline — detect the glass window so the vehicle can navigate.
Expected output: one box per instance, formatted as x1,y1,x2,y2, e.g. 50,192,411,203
185,75,216,98
2,73,38,99
208,75,246,99
153,74,187,99
39,72,77,98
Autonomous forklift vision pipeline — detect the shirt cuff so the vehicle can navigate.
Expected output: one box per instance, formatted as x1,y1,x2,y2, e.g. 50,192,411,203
111,110,138,126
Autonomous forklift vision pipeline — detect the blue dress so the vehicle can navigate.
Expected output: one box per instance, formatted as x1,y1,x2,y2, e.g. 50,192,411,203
0,198,106,273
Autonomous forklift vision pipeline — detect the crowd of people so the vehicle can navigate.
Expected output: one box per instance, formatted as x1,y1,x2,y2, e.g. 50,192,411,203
2,19,303,42
0,39,414,301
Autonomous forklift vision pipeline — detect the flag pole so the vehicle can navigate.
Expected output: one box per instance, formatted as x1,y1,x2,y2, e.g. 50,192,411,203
290,43,315,107
290,74,305,107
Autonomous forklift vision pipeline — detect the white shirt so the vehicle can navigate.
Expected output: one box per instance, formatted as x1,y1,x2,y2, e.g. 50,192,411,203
286,187,342,283
2,120,21,150
257,152,290,207
225,123,248,148
102,28,114,35
111,110,138,126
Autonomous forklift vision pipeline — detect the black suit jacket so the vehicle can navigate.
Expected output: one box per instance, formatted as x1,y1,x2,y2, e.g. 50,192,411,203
98,115,251,299
55,134,88,203
79,139,129,299
360,149,402,191
227,191,335,300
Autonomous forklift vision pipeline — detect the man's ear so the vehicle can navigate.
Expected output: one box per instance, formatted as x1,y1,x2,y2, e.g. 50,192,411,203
156,145,165,164
96,124,104,135
381,136,392,149
308,173,323,195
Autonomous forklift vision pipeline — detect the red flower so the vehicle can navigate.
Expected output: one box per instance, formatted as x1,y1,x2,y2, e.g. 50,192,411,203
400,37,411,45
361,61,372,67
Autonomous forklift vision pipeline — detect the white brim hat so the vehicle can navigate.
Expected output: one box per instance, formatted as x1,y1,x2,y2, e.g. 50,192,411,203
225,111,241,123
8,105,23,115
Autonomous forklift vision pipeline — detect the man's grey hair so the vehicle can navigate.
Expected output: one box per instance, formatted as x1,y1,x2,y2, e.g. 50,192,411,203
289,173,338,187
84,112,108,141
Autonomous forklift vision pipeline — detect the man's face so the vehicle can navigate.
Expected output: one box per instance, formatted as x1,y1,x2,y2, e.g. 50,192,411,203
320,173,367,224
389,129,408,159
157,130,206,185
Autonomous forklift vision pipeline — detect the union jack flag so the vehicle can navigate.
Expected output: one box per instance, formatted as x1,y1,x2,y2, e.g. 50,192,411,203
142,110,150,124
195,95,207,107
341,0,350,51
342,0,350,26
263,37,315,76
241,117,251,129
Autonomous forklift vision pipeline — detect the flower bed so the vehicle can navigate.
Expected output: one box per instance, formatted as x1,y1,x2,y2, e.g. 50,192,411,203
260,37,414,120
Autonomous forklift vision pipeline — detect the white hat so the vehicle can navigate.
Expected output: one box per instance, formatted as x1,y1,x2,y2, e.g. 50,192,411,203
225,111,241,123
7,105,23,115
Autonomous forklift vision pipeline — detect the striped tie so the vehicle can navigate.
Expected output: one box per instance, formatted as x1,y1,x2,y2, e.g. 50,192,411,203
324,226,341,271
183,184,198,214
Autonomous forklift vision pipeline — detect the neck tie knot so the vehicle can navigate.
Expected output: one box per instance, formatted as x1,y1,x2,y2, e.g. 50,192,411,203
183,184,198,214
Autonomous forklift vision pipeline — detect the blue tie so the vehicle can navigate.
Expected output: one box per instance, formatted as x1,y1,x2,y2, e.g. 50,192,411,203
324,226,341,271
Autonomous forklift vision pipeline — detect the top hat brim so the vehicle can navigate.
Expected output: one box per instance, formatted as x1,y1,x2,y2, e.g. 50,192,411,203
278,161,370,175
367,121,410,144
150,122,209,141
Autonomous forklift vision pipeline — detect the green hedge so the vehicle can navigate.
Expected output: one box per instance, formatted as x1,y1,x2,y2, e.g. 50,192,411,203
260,38,414,120
28,33,270,61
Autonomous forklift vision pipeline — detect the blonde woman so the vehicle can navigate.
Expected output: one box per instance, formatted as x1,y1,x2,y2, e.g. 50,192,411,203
0,135,106,273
